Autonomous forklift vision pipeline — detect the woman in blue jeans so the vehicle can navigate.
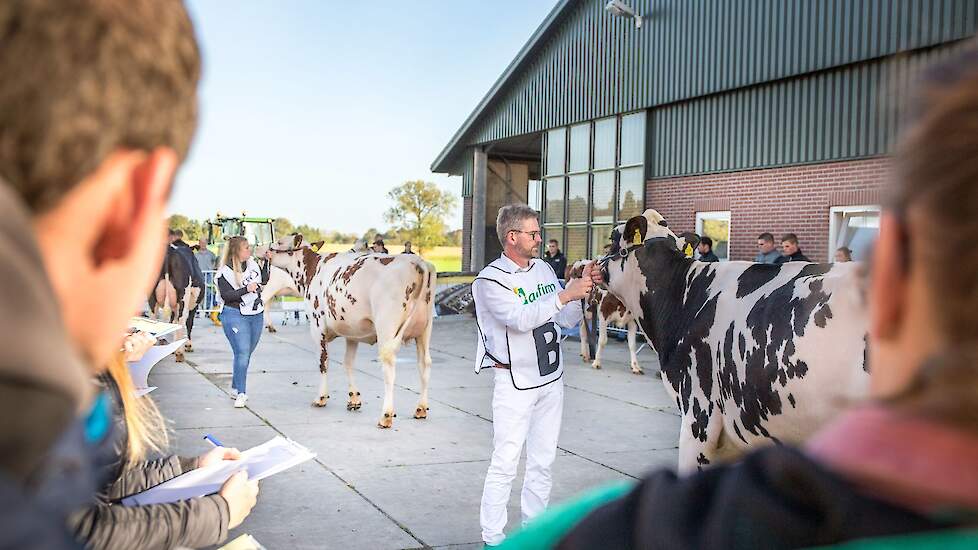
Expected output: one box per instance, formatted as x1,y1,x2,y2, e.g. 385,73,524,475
216,236,270,408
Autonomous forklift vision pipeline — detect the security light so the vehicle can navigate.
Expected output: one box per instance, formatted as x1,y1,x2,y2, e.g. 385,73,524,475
605,0,643,28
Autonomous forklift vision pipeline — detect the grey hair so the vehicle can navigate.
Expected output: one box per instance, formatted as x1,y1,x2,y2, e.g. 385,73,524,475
496,204,539,246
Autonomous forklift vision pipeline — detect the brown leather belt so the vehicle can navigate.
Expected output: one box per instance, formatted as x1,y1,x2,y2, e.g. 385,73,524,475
493,363,511,370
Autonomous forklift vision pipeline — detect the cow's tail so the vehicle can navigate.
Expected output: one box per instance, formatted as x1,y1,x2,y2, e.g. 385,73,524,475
379,261,434,365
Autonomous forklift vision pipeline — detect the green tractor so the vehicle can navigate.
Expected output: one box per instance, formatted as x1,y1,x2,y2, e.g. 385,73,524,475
205,213,276,257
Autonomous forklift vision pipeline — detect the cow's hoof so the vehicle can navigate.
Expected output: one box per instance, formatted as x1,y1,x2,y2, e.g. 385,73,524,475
414,406,428,419
267,326,277,333
184,343,194,353
346,401,362,411
312,397,328,407
174,352,185,363
632,368,645,375
591,361,602,370
378,413,394,429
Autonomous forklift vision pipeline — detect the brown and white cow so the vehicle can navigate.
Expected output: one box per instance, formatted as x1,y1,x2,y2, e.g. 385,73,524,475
268,234,436,428
568,260,645,375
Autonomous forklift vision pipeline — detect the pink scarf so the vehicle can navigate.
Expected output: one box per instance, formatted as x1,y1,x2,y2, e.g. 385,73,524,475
806,406,978,514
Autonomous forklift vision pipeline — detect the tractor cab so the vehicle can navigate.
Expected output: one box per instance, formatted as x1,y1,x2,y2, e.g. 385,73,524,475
205,213,276,257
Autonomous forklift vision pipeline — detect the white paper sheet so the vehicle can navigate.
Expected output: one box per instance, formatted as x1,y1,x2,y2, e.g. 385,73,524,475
121,436,316,506
128,317,183,338
134,387,157,397
128,339,186,391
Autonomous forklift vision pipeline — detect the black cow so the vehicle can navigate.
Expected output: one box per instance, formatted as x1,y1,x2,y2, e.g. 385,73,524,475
602,209,869,472
148,242,203,361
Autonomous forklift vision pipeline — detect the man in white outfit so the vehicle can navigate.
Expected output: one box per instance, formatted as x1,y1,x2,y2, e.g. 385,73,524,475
473,204,601,546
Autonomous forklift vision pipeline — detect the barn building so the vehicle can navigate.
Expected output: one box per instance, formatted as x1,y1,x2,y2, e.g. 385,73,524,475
431,0,977,272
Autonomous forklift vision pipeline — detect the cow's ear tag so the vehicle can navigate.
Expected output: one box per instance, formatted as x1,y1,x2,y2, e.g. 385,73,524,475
632,232,642,246
684,243,693,257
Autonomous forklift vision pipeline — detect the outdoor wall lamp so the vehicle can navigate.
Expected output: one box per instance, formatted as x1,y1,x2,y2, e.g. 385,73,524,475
605,0,643,29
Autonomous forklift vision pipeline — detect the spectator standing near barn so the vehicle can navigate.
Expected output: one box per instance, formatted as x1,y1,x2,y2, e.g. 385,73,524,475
755,232,781,263
542,239,567,281
775,233,811,263
697,237,720,262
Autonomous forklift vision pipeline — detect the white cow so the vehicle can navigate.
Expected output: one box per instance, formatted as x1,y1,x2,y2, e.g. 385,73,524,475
261,264,302,333
268,234,436,428
569,260,644,374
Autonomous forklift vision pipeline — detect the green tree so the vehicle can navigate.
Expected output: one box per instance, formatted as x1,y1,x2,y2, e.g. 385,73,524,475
294,224,325,244
167,214,204,241
445,228,463,247
384,180,458,252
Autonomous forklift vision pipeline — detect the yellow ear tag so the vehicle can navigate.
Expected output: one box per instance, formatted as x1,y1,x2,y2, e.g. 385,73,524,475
684,243,693,257
632,232,643,246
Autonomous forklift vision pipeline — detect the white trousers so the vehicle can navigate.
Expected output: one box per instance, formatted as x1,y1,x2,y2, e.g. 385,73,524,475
480,368,564,546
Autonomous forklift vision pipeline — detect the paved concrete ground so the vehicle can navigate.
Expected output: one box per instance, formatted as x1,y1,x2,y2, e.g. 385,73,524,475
151,314,680,549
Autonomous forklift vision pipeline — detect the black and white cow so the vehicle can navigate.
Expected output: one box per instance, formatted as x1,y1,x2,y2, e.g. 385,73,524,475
148,244,203,362
603,209,869,472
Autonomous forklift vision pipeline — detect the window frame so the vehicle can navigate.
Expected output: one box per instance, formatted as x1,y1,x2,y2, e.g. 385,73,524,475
828,204,881,262
695,210,732,262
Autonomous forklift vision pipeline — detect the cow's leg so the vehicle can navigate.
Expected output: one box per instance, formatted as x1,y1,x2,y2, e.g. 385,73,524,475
343,340,361,411
626,321,642,374
264,308,277,333
591,315,609,370
173,287,187,362
313,332,330,407
377,333,401,429
414,325,433,420
677,416,706,474
579,318,590,362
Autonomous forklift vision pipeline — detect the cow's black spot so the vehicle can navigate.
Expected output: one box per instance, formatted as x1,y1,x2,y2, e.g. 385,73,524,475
787,393,796,408
862,334,870,372
690,398,710,442
732,421,747,443
736,264,781,299
696,453,710,466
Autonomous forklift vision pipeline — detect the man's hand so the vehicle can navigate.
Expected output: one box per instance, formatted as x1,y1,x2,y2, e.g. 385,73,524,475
588,262,604,286
219,471,259,529
246,282,259,293
198,446,242,469
559,263,594,304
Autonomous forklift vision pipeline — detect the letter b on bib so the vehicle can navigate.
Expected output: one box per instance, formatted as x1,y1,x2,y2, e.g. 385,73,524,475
532,323,560,376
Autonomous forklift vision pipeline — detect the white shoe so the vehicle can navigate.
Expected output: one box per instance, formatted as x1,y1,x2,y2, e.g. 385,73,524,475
234,393,248,408
229,388,238,399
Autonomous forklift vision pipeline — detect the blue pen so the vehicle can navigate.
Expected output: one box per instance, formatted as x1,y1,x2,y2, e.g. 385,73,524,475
203,434,223,447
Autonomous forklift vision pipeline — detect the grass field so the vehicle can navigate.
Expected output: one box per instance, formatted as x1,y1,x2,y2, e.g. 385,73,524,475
319,243,462,273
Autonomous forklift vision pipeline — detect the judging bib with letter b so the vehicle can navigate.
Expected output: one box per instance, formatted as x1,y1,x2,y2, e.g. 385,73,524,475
506,321,563,389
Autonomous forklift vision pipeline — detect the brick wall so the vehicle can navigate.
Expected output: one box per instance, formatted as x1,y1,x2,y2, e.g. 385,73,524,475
647,157,890,262
462,195,472,272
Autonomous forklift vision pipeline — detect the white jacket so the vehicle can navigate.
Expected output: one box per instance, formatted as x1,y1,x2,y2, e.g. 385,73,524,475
472,254,584,389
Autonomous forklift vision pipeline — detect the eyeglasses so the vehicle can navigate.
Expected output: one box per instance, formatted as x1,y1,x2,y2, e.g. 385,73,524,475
510,230,541,239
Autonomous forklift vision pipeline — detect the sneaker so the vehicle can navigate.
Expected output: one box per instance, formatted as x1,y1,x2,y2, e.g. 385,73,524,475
229,388,238,399
234,393,248,408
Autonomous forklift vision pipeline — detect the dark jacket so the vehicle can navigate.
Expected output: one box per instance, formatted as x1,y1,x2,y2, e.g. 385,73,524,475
543,251,568,280
558,446,957,550
69,375,230,550
0,183,109,549
775,249,810,263
699,250,720,262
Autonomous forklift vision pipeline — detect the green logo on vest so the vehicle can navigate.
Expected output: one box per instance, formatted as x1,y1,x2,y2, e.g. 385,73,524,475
513,282,557,305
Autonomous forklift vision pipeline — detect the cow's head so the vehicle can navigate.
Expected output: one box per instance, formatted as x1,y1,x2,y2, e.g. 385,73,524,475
602,210,699,316
268,233,323,270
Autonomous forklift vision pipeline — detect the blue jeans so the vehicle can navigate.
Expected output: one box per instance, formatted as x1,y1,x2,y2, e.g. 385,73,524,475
220,307,263,394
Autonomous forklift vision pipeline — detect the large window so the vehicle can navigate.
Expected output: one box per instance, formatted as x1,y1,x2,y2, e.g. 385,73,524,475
695,211,731,261
541,112,646,264
829,205,880,262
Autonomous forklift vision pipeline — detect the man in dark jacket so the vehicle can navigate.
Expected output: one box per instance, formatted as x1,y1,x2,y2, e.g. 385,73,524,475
543,239,568,279
774,233,810,263
170,229,206,290
696,237,720,262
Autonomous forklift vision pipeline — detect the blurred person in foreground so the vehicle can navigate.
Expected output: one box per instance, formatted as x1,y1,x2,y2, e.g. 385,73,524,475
498,46,978,550
0,0,258,546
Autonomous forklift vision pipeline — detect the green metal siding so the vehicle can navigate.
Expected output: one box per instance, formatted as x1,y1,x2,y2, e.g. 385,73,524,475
436,0,977,172
648,42,964,178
